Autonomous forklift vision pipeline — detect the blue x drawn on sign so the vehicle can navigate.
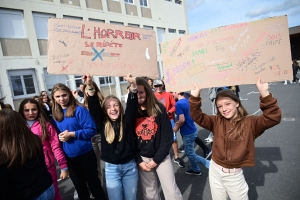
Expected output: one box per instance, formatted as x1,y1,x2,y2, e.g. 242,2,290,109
92,47,105,61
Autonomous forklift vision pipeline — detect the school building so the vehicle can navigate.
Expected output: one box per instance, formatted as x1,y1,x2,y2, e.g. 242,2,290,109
0,0,189,110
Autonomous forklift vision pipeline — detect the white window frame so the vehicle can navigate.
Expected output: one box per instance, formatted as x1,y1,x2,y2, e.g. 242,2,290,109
110,21,124,26
179,30,186,34
140,0,148,7
143,25,153,30
89,18,105,23
157,28,166,43
175,0,182,5
169,29,176,33
119,77,127,84
74,75,83,88
0,9,27,39
99,76,115,86
128,23,139,28
125,0,134,4
8,69,39,99
33,12,55,39
63,15,82,20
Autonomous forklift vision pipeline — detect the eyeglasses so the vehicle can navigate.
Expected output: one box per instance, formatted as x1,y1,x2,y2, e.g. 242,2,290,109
154,85,162,88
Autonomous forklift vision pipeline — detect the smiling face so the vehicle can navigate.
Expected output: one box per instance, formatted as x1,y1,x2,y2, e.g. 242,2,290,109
216,97,239,119
23,103,39,121
104,98,120,121
137,85,147,107
53,90,70,109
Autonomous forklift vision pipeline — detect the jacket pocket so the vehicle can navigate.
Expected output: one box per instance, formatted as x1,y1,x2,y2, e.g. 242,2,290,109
230,140,249,163
213,136,226,160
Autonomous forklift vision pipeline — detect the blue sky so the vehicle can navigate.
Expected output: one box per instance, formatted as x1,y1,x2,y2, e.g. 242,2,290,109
186,0,300,33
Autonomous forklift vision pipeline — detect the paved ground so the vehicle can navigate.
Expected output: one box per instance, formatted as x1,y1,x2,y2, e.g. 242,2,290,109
58,79,300,200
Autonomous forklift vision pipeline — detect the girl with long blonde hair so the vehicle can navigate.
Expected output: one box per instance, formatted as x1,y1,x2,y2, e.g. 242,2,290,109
99,74,139,200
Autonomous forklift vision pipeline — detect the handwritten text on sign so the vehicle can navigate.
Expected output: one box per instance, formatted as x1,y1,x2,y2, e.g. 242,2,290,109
161,16,292,91
48,18,158,78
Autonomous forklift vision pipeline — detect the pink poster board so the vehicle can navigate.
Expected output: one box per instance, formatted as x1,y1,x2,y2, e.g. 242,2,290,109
47,18,158,78
161,15,293,91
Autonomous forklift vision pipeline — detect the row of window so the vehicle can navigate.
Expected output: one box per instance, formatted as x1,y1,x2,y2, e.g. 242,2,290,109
7,68,128,99
0,9,186,40
123,0,182,6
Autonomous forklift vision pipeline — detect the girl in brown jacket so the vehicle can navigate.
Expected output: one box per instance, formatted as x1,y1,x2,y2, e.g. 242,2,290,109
189,77,281,200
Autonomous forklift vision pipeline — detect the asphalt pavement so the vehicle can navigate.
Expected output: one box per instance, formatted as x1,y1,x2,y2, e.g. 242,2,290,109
58,79,300,200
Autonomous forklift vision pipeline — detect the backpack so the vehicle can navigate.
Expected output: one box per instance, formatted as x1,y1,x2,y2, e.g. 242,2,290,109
215,86,232,93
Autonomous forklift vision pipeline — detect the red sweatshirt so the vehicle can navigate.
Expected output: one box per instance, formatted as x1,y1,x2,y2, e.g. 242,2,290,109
154,92,176,120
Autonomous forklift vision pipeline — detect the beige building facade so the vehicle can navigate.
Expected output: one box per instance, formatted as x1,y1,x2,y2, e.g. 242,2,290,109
0,0,188,110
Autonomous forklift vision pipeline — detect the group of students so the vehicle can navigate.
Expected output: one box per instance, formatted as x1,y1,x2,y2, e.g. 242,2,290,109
0,73,282,200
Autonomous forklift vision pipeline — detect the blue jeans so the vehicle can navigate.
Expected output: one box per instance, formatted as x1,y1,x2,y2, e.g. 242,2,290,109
35,184,54,200
170,119,177,141
105,159,138,200
183,132,210,172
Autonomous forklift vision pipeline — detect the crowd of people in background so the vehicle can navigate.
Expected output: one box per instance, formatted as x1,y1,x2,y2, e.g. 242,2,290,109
0,72,282,200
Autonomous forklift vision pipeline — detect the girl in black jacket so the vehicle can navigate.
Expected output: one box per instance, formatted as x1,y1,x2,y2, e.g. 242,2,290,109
85,73,139,200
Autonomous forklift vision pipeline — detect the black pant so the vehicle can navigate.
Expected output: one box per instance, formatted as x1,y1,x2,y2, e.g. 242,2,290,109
67,150,107,200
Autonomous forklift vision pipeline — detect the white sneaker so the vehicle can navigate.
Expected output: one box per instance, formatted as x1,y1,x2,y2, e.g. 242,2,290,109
74,190,79,200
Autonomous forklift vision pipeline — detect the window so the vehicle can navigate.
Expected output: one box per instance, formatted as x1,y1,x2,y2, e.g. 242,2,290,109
179,30,186,34
63,15,82,20
169,29,176,33
175,0,182,4
0,9,27,38
125,0,134,4
157,28,166,53
73,75,84,88
128,23,139,28
140,0,148,7
99,76,115,85
143,25,153,30
89,18,105,23
33,12,55,39
157,28,166,43
43,68,67,93
8,69,39,99
110,21,124,26
119,77,127,83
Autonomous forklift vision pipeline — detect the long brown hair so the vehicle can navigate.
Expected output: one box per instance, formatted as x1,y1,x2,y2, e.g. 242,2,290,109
51,83,81,121
136,77,162,116
0,109,42,167
215,90,248,139
40,91,51,103
0,97,12,110
102,95,124,144
83,81,104,108
18,99,50,141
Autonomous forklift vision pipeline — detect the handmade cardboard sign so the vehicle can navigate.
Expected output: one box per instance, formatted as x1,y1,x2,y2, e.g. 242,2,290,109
161,15,292,91
47,18,158,78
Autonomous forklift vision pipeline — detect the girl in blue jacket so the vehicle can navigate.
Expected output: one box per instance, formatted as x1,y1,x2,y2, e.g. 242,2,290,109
51,83,106,200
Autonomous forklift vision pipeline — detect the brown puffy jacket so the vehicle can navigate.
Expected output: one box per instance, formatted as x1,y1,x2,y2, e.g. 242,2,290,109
189,94,281,168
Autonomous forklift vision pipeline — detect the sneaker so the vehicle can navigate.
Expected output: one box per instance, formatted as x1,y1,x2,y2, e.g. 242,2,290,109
174,157,186,168
185,168,201,176
73,190,79,200
178,146,185,153
203,149,211,158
